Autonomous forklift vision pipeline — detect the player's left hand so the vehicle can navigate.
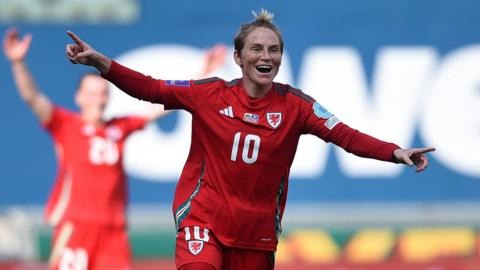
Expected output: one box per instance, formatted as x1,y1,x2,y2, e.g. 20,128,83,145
393,147,436,172
198,43,227,77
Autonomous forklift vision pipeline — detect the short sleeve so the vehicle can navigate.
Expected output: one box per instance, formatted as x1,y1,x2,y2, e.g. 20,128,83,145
42,106,71,135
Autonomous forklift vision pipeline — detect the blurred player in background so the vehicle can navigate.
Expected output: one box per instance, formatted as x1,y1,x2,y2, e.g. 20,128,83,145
64,9,435,270
3,28,226,270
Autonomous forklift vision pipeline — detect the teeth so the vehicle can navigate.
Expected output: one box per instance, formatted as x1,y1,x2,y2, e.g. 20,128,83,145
256,65,273,75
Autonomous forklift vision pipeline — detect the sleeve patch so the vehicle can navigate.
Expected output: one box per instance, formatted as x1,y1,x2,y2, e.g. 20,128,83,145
166,80,190,87
325,116,340,130
312,102,333,119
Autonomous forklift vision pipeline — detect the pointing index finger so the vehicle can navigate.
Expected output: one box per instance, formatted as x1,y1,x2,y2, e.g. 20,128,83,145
67,31,83,45
415,147,436,155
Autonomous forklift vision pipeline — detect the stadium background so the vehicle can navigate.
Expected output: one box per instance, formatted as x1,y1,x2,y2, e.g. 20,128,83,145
1,0,479,269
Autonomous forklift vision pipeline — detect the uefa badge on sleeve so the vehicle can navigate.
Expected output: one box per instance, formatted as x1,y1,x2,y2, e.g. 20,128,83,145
312,102,333,119
266,112,282,129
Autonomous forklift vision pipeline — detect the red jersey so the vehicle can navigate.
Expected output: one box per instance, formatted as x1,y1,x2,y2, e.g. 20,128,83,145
43,106,147,226
103,61,399,250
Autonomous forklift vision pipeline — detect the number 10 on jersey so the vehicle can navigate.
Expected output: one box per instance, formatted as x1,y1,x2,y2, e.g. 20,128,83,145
230,132,261,164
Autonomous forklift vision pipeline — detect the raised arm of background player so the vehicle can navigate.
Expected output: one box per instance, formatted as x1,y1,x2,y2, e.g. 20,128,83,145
3,28,53,124
66,30,434,172
2,28,168,124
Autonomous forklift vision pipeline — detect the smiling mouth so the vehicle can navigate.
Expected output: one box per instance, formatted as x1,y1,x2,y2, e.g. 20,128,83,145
256,65,273,73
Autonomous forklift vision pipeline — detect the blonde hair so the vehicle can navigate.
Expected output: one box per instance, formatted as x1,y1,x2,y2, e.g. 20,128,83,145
251,8,274,23
234,8,284,55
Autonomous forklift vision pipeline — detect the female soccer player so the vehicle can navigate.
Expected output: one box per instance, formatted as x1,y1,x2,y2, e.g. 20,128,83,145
65,9,435,270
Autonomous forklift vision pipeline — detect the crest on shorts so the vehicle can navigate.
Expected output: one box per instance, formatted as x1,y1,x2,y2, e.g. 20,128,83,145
188,240,204,255
266,112,282,128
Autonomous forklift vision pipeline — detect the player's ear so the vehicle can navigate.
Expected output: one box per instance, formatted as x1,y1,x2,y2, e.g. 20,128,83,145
234,50,243,67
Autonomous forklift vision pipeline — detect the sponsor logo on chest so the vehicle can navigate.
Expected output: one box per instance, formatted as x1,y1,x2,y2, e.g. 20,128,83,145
219,106,234,118
243,113,259,124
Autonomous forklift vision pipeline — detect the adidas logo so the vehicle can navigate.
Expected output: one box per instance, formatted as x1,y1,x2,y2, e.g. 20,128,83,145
219,106,234,118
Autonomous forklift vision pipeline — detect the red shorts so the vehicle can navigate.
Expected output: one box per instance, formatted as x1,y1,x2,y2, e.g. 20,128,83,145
175,226,275,270
49,221,131,270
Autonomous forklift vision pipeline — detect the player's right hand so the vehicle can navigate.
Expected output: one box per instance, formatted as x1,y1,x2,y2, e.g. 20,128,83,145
66,31,111,73
2,28,32,63
66,31,98,66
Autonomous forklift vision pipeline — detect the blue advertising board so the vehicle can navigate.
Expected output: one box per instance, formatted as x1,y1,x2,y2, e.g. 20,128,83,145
1,0,479,206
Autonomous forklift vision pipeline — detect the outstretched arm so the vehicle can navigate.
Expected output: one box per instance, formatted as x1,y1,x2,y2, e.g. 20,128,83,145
67,31,164,103
393,147,436,172
3,28,53,124
67,30,167,122
319,119,436,173
66,32,227,115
